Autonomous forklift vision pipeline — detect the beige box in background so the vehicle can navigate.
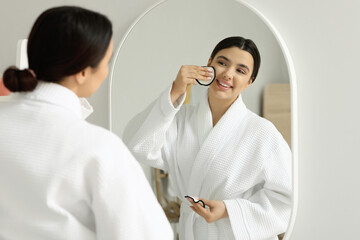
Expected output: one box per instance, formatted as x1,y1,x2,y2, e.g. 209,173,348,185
262,83,291,148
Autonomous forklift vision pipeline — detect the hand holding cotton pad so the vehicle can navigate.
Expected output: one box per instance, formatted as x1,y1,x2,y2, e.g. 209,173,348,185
196,66,216,86
185,195,206,208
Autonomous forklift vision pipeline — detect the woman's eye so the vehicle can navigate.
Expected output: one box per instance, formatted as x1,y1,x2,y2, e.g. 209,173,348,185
237,69,245,74
217,61,226,66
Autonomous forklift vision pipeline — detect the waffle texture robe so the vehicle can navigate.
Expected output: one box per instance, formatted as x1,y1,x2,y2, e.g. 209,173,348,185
124,85,292,240
0,81,173,240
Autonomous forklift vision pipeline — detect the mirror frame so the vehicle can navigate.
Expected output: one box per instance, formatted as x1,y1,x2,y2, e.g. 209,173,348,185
108,0,298,239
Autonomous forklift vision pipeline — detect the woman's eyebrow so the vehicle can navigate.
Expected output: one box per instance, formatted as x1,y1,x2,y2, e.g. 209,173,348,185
216,55,250,72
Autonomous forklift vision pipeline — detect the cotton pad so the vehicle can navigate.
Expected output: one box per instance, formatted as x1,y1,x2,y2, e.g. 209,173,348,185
196,66,216,86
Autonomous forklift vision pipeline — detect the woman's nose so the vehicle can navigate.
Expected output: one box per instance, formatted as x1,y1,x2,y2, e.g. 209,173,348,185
223,69,233,81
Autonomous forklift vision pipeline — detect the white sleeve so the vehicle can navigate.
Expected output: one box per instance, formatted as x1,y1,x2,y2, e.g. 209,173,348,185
223,137,292,240
123,85,186,171
90,137,174,240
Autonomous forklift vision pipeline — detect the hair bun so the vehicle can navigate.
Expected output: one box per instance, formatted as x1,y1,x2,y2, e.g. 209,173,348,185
2,66,38,92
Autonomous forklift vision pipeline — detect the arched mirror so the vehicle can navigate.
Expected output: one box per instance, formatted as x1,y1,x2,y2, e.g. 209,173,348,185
110,0,297,239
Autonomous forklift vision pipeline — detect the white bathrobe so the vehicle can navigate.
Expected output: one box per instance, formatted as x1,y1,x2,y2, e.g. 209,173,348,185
0,82,173,240
124,85,292,240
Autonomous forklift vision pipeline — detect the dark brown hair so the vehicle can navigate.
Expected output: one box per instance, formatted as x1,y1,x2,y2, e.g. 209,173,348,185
2,6,112,92
210,36,261,83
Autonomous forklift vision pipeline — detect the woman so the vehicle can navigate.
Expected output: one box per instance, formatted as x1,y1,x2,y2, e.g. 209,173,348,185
123,36,292,240
0,6,173,240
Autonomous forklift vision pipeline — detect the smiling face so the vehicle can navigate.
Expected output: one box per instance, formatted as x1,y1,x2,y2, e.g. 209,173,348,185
208,46,254,105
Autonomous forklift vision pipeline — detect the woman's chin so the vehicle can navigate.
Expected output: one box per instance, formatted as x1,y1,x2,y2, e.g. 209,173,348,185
209,87,235,102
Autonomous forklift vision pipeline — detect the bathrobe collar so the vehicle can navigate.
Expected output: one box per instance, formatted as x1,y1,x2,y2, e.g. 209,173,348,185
15,81,93,119
190,90,248,196
182,90,249,240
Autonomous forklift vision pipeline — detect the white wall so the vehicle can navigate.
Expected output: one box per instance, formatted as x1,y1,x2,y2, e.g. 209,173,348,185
245,0,360,239
1,0,360,239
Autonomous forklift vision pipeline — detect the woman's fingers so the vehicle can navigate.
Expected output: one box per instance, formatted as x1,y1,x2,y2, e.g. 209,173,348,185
190,201,211,221
171,65,214,104
193,67,214,80
187,197,211,220
189,72,213,81
188,198,228,223
198,198,214,207
180,65,214,82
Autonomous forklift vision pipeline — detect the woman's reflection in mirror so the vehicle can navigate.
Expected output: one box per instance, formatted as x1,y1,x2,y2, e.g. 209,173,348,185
124,36,292,240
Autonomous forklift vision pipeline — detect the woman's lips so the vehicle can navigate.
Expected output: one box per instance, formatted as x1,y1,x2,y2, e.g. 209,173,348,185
216,79,232,90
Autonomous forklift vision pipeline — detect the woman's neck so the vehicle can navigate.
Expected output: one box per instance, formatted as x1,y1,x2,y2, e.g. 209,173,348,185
208,94,235,126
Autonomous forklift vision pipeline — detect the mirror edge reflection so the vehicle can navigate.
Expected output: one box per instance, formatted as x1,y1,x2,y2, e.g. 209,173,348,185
108,0,298,239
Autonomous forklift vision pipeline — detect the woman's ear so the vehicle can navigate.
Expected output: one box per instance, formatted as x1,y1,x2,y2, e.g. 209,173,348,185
74,67,90,85
248,77,254,85
207,58,212,67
